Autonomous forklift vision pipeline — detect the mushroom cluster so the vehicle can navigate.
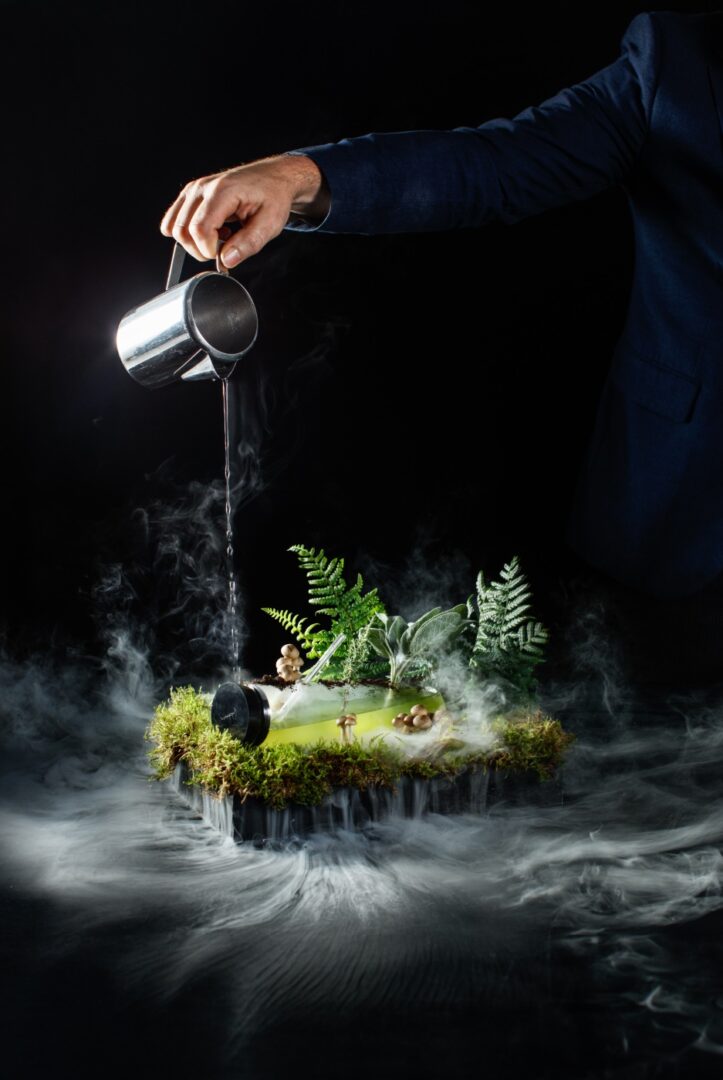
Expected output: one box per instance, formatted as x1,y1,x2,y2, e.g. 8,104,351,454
275,643,304,683
336,713,357,743
391,703,436,733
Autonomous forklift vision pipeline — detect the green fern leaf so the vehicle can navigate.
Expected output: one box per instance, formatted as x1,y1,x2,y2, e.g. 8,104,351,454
260,607,323,654
270,544,388,676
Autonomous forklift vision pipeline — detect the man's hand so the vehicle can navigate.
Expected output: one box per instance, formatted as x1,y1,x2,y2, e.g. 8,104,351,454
159,154,328,268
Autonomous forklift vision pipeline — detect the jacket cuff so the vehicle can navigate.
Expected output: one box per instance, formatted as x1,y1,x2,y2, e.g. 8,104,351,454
283,148,336,231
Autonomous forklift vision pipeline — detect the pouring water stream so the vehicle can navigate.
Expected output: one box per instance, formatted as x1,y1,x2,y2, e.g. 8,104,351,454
222,376,241,681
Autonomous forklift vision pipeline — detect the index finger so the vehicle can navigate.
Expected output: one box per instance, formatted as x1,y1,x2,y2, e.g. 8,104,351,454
160,189,187,236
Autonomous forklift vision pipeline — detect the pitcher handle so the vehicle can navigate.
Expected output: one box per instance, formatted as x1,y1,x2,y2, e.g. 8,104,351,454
165,242,187,291
165,237,231,291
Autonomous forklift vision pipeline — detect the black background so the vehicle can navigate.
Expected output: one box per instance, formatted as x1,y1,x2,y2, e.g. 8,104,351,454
2,0,715,674
4,7,723,1080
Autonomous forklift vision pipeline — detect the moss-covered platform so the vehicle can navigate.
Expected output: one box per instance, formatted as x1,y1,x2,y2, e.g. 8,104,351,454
169,759,566,847
148,687,574,844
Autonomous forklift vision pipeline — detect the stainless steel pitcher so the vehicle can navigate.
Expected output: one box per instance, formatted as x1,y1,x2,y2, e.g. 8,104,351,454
116,242,259,388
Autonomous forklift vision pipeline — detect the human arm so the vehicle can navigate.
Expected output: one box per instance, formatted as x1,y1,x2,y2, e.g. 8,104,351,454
159,12,661,264
159,153,330,268
283,11,662,235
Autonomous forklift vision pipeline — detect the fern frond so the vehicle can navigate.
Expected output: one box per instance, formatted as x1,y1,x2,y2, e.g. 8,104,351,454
289,545,349,619
470,556,549,694
271,544,388,674
260,608,321,653
516,621,549,655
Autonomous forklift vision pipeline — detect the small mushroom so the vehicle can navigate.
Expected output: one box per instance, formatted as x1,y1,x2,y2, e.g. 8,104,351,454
336,714,357,743
276,644,304,679
410,703,429,717
392,713,407,729
276,658,300,683
412,714,433,730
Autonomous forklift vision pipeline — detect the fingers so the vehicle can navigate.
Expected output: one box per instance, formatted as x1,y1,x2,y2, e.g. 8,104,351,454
161,178,248,262
159,181,203,260
188,183,247,260
160,190,185,237
218,202,286,268
160,162,294,266
171,190,207,261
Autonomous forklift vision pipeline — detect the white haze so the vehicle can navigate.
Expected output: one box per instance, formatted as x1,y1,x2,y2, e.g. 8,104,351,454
3,375,723,1077
3,611,723,1076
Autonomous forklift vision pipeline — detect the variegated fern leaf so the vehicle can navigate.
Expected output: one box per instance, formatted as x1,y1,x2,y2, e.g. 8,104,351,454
470,555,549,694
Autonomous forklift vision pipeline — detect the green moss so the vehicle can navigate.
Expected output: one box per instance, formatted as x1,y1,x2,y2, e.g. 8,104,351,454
146,686,574,809
491,708,576,780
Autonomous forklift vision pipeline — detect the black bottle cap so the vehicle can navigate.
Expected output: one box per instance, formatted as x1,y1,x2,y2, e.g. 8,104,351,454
211,682,271,746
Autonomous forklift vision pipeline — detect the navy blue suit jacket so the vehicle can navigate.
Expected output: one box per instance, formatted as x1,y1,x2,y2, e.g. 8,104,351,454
285,10,723,598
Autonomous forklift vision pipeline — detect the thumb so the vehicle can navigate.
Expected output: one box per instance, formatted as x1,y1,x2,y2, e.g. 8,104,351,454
219,204,285,268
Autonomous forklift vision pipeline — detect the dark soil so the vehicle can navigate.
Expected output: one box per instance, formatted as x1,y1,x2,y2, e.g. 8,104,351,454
252,674,394,689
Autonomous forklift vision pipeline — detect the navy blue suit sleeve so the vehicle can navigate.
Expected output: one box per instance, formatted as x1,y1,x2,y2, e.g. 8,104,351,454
284,12,661,234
